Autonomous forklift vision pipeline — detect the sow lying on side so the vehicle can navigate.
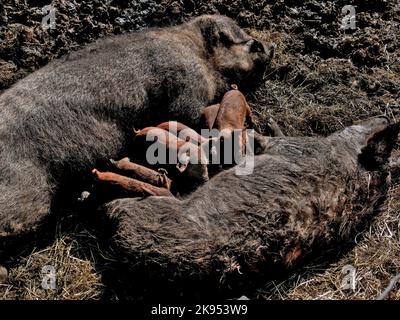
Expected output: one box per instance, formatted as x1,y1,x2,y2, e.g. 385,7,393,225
102,117,399,298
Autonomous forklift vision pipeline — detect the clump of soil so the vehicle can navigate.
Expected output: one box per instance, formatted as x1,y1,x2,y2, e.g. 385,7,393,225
0,0,399,300
0,0,163,88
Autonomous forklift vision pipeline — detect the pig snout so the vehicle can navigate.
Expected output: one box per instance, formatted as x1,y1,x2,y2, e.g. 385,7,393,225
247,39,265,54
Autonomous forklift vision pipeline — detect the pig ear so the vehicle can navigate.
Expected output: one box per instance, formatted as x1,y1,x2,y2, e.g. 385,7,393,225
133,127,140,135
197,16,250,51
358,121,400,171
176,162,188,173
196,16,219,51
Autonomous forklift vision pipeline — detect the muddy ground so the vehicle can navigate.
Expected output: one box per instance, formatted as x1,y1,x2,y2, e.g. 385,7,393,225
0,0,399,299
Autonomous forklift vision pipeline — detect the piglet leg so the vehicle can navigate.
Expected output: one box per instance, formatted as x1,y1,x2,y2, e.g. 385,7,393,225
109,157,172,190
92,169,173,197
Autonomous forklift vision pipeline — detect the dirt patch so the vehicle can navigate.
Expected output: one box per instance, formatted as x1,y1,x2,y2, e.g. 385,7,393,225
0,0,399,300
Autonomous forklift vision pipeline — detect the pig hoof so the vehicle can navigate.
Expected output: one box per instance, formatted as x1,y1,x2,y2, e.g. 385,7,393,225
92,169,100,178
78,191,91,202
0,265,8,284
157,168,169,175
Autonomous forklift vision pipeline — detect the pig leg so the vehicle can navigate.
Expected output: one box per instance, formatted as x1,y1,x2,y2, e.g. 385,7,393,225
232,129,245,161
109,158,172,190
228,130,242,164
267,118,285,137
0,265,7,284
241,129,248,157
245,103,255,129
92,169,173,197
237,129,249,161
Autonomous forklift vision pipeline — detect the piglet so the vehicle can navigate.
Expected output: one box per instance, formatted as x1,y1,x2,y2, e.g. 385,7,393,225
212,85,254,162
156,121,207,146
132,127,210,183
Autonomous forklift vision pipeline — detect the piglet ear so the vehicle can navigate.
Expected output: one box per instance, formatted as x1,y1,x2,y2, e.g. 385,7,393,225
358,121,400,171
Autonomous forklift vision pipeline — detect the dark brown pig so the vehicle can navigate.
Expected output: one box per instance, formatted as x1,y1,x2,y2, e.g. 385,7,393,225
102,117,399,300
0,15,274,239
